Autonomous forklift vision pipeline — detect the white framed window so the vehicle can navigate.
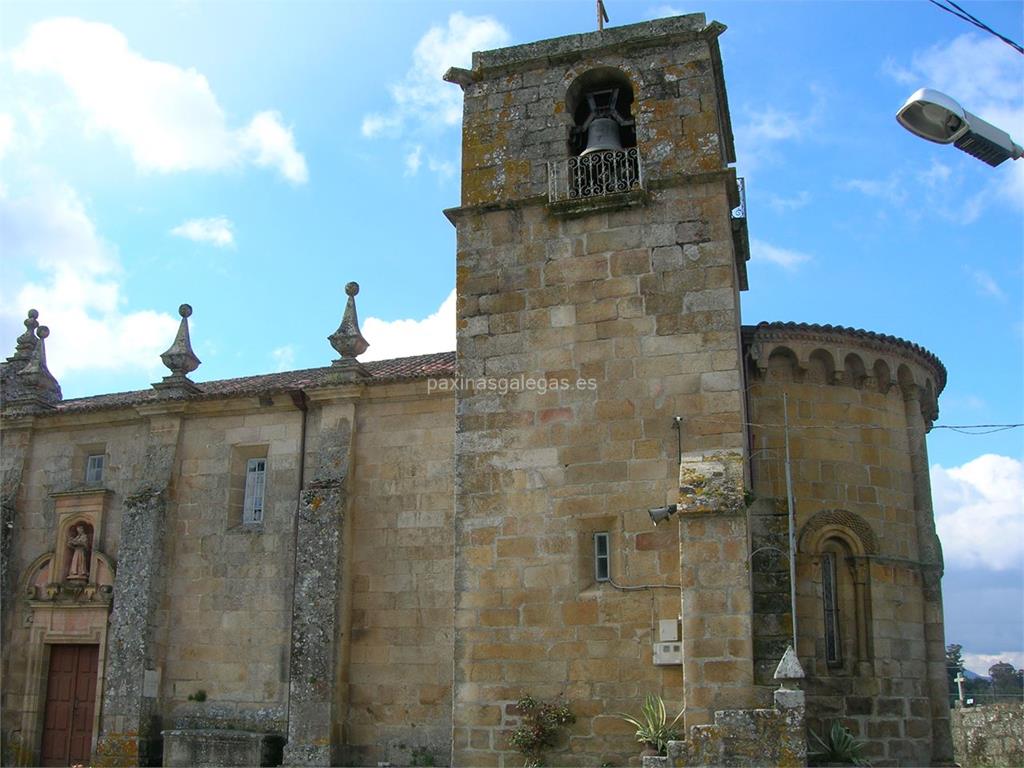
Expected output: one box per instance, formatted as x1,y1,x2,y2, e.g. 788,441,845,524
85,454,105,484
594,532,610,582
242,458,267,524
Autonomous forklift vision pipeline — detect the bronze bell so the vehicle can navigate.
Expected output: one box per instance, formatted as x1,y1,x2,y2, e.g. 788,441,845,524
581,117,624,155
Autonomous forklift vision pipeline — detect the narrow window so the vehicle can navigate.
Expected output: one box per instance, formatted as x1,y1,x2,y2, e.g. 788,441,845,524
243,458,267,524
85,454,105,484
822,552,842,665
594,532,610,582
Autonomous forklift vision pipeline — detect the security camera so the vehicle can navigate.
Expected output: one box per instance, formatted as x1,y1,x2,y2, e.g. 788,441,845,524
648,503,678,526
897,88,1023,167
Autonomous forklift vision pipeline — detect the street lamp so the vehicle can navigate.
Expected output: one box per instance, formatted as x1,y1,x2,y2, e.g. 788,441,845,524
896,88,1023,167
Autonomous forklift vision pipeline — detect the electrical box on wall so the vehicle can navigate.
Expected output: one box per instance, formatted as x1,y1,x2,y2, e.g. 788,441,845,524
653,641,682,665
653,617,682,665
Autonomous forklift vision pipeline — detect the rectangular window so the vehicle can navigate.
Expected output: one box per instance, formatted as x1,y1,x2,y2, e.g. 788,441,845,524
594,532,610,582
822,552,842,665
242,458,267,524
85,454,105,484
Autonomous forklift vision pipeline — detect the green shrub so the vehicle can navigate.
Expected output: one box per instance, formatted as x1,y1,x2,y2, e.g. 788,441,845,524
809,722,871,766
508,694,575,767
616,693,683,755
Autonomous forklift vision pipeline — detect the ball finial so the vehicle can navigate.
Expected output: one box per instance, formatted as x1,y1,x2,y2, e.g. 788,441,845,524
345,282,359,297
27,309,39,320
179,304,193,319
36,326,50,340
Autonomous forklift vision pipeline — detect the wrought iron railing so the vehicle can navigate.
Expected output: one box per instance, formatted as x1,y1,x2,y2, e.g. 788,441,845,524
732,177,747,220
548,147,643,203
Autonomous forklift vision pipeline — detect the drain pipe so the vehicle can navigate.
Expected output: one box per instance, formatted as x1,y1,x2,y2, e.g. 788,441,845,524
284,388,308,729
783,392,798,652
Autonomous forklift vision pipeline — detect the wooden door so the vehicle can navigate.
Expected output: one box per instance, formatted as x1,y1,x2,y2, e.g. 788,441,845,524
41,644,98,767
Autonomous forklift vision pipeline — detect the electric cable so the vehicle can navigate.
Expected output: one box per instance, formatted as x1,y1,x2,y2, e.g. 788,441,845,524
927,0,1024,54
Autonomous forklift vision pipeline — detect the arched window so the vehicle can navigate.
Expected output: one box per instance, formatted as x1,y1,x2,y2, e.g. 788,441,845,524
799,511,876,674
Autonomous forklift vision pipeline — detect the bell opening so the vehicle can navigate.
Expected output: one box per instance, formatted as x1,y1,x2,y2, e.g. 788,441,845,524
565,68,636,157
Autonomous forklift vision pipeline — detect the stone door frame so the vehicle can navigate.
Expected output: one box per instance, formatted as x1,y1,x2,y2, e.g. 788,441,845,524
18,610,110,767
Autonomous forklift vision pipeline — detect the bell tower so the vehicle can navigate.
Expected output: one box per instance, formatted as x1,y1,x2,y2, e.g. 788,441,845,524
445,14,751,765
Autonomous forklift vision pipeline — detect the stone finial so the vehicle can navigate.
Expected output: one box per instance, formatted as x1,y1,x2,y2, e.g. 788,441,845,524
10,309,40,361
7,321,63,409
328,282,370,378
153,304,201,395
773,645,805,684
773,645,806,711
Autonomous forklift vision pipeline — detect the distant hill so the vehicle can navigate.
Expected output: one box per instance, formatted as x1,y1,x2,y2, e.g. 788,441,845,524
963,669,989,681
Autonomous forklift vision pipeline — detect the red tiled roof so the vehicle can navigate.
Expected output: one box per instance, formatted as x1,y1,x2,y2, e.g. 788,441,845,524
45,351,457,414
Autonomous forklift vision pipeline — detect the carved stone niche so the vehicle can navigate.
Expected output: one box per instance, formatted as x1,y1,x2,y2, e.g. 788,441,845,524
23,489,116,605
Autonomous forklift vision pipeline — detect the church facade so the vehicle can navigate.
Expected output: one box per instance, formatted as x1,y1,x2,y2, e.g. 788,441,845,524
1,14,952,768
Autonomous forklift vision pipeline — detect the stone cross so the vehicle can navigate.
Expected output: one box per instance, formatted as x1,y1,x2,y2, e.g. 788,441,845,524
955,671,966,703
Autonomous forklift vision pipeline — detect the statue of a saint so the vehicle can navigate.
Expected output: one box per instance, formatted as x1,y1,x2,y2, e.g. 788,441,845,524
67,524,90,581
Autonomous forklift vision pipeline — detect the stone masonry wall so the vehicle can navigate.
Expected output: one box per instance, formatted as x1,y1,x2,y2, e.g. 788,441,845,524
951,703,1024,768
457,15,730,207
745,326,947,766
2,417,147,760
1,381,462,766
161,403,302,731
343,388,455,767
452,188,743,766
451,16,745,766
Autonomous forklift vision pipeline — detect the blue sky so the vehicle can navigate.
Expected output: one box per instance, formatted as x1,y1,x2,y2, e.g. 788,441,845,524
1,0,1021,672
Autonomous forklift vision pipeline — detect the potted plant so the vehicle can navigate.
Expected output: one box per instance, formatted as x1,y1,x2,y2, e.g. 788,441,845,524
617,693,683,756
809,722,871,766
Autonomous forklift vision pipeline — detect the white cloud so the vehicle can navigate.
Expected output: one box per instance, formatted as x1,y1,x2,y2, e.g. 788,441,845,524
10,17,307,183
0,183,179,378
963,651,1024,675
360,289,455,361
917,158,952,189
361,13,510,138
427,155,456,180
405,145,423,176
749,238,812,270
361,114,402,139
0,113,15,160
968,268,1004,299
170,216,235,248
271,345,295,372
733,91,824,173
840,174,908,206
646,5,686,19
884,33,1024,212
933,454,1024,572
239,111,308,184
403,144,455,180
840,167,989,225
767,190,811,213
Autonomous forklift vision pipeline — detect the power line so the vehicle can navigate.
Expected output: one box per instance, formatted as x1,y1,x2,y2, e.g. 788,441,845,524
678,413,1024,434
932,423,1024,435
927,0,1024,55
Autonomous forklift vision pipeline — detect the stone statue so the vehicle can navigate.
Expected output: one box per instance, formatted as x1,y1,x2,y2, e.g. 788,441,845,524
67,524,90,581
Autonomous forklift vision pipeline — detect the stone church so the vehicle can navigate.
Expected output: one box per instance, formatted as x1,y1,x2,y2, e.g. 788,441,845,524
1,13,952,768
